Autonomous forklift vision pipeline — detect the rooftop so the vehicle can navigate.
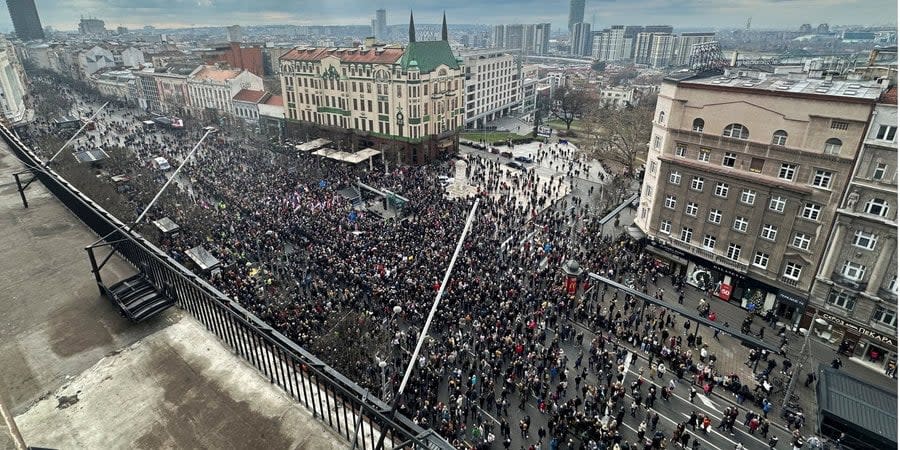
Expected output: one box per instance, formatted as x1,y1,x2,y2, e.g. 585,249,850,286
232,89,268,103
190,65,243,82
263,94,283,107
281,46,405,65
0,143,345,450
678,71,884,101
880,86,898,104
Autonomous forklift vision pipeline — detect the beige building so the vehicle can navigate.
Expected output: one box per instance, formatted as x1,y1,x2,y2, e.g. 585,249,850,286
279,16,465,165
458,49,521,128
805,86,897,369
186,65,264,118
636,68,884,326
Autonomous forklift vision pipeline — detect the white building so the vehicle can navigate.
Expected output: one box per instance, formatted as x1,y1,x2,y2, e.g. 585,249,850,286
649,34,675,68
572,23,592,57
0,37,29,125
671,33,715,67
78,46,116,78
186,65,263,116
119,47,145,68
592,26,627,61
598,86,636,109
459,49,522,128
231,89,269,123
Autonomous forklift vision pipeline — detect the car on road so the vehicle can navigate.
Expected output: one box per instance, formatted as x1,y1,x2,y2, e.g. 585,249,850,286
514,156,533,163
500,151,513,158
505,161,525,170
151,156,171,171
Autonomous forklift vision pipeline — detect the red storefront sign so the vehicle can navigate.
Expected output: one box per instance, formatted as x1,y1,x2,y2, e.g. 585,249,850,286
718,283,732,300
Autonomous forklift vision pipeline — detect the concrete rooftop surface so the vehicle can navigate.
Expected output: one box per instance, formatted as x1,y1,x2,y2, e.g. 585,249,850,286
0,142,346,449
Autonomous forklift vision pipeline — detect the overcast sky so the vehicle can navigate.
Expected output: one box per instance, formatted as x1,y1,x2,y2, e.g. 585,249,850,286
2,0,896,32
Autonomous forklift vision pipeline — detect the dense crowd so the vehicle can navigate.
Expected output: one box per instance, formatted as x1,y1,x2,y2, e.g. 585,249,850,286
18,80,813,450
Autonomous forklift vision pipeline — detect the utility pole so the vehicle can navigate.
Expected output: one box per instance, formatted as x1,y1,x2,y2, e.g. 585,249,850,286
781,309,817,411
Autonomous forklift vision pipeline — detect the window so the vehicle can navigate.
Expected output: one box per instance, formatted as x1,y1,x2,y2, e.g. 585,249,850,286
690,176,704,191
703,235,717,250
740,189,756,205
852,230,877,250
680,227,693,243
769,196,786,213
811,170,833,189
749,158,765,173
733,216,749,232
675,144,686,157
801,202,822,221
864,198,890,217
772,130,788,146
697,149,710,162
753,252,769,269
653,135,661,149
830,120,849,130
873,306,897,327
723,123,750,139
726,243,742,261
841,261,867,281
824,138,842,155
669,171,682,185
685,202,699,217
778,163,797,181
645,185,652,196
722,152,736,167
792,232,812,250
659,219,672,234
649,161,657,174
876,125,897,142
826,290,856,310
692,118,704,132
664,195,677,209
658,111,666,123
714,182,729,198
783,262,803,281
873,163,888,180
708,209,722,224
757,223,777,240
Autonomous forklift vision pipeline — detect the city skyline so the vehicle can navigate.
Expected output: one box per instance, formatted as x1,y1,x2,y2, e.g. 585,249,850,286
0,0,895,34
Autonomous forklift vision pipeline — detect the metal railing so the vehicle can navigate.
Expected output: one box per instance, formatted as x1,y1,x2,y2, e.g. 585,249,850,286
0,124,452,450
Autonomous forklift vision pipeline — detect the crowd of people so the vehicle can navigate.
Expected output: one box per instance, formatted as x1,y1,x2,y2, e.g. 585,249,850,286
18,78,817,450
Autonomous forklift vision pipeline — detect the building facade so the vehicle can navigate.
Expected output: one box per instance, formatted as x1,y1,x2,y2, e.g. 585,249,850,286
806,87,897,370
672,32,715,67
568,0,585,33
572,23,592,57
636,69,883,326
0,37,29,125
232,89,269,124
492,24,550,55
77,46,115,78
459,49,521,128
186,65,264,117
6,0,45,41
592,26,627,62
279,17,465,165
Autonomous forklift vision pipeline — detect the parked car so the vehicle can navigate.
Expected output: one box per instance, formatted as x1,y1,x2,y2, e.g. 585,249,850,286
500,151,513,158
514,156,533,163
505,161,525,170
489,147,500,154
151,156,171,171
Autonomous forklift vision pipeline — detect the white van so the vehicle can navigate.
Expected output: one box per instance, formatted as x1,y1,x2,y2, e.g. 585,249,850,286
151,156,171,171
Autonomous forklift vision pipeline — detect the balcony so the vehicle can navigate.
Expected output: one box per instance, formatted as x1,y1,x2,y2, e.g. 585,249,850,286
780,276,800,287
715,255,749,273
831,271,868,292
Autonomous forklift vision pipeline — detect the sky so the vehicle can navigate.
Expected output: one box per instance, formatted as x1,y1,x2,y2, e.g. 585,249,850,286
1,0,896,32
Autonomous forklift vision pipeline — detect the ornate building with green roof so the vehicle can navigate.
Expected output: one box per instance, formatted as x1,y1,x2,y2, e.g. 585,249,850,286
279,13,465,165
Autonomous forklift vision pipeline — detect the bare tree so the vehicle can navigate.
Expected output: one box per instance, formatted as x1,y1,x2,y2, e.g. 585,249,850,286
584,102,654,174
551,86,593,131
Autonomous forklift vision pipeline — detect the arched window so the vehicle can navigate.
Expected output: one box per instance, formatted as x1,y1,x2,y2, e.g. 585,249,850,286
825,138,842,155
772,130,788,146
723,123,750,140
692,118,704,132
658,111,666,124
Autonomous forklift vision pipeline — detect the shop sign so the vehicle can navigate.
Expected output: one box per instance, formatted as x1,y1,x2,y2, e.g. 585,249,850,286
565,276,578,295
718,283,732,300
821,312,897,348
776,290,807,308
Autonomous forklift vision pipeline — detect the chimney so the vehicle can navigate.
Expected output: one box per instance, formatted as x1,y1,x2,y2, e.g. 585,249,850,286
364,37,376,49
730,51,738,67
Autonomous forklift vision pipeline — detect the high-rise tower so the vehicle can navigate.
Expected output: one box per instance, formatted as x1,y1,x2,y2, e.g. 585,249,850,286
568,0,585,33
6,0,45,41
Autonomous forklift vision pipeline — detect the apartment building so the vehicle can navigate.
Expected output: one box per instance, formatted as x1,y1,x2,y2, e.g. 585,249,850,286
459,49,521,128
0,37,29,125
805,86,897,370
279,17,465,165
186,64,263,117
636,68,883,327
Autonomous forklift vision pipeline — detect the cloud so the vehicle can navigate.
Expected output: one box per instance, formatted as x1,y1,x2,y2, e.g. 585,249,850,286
1,0,895,32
